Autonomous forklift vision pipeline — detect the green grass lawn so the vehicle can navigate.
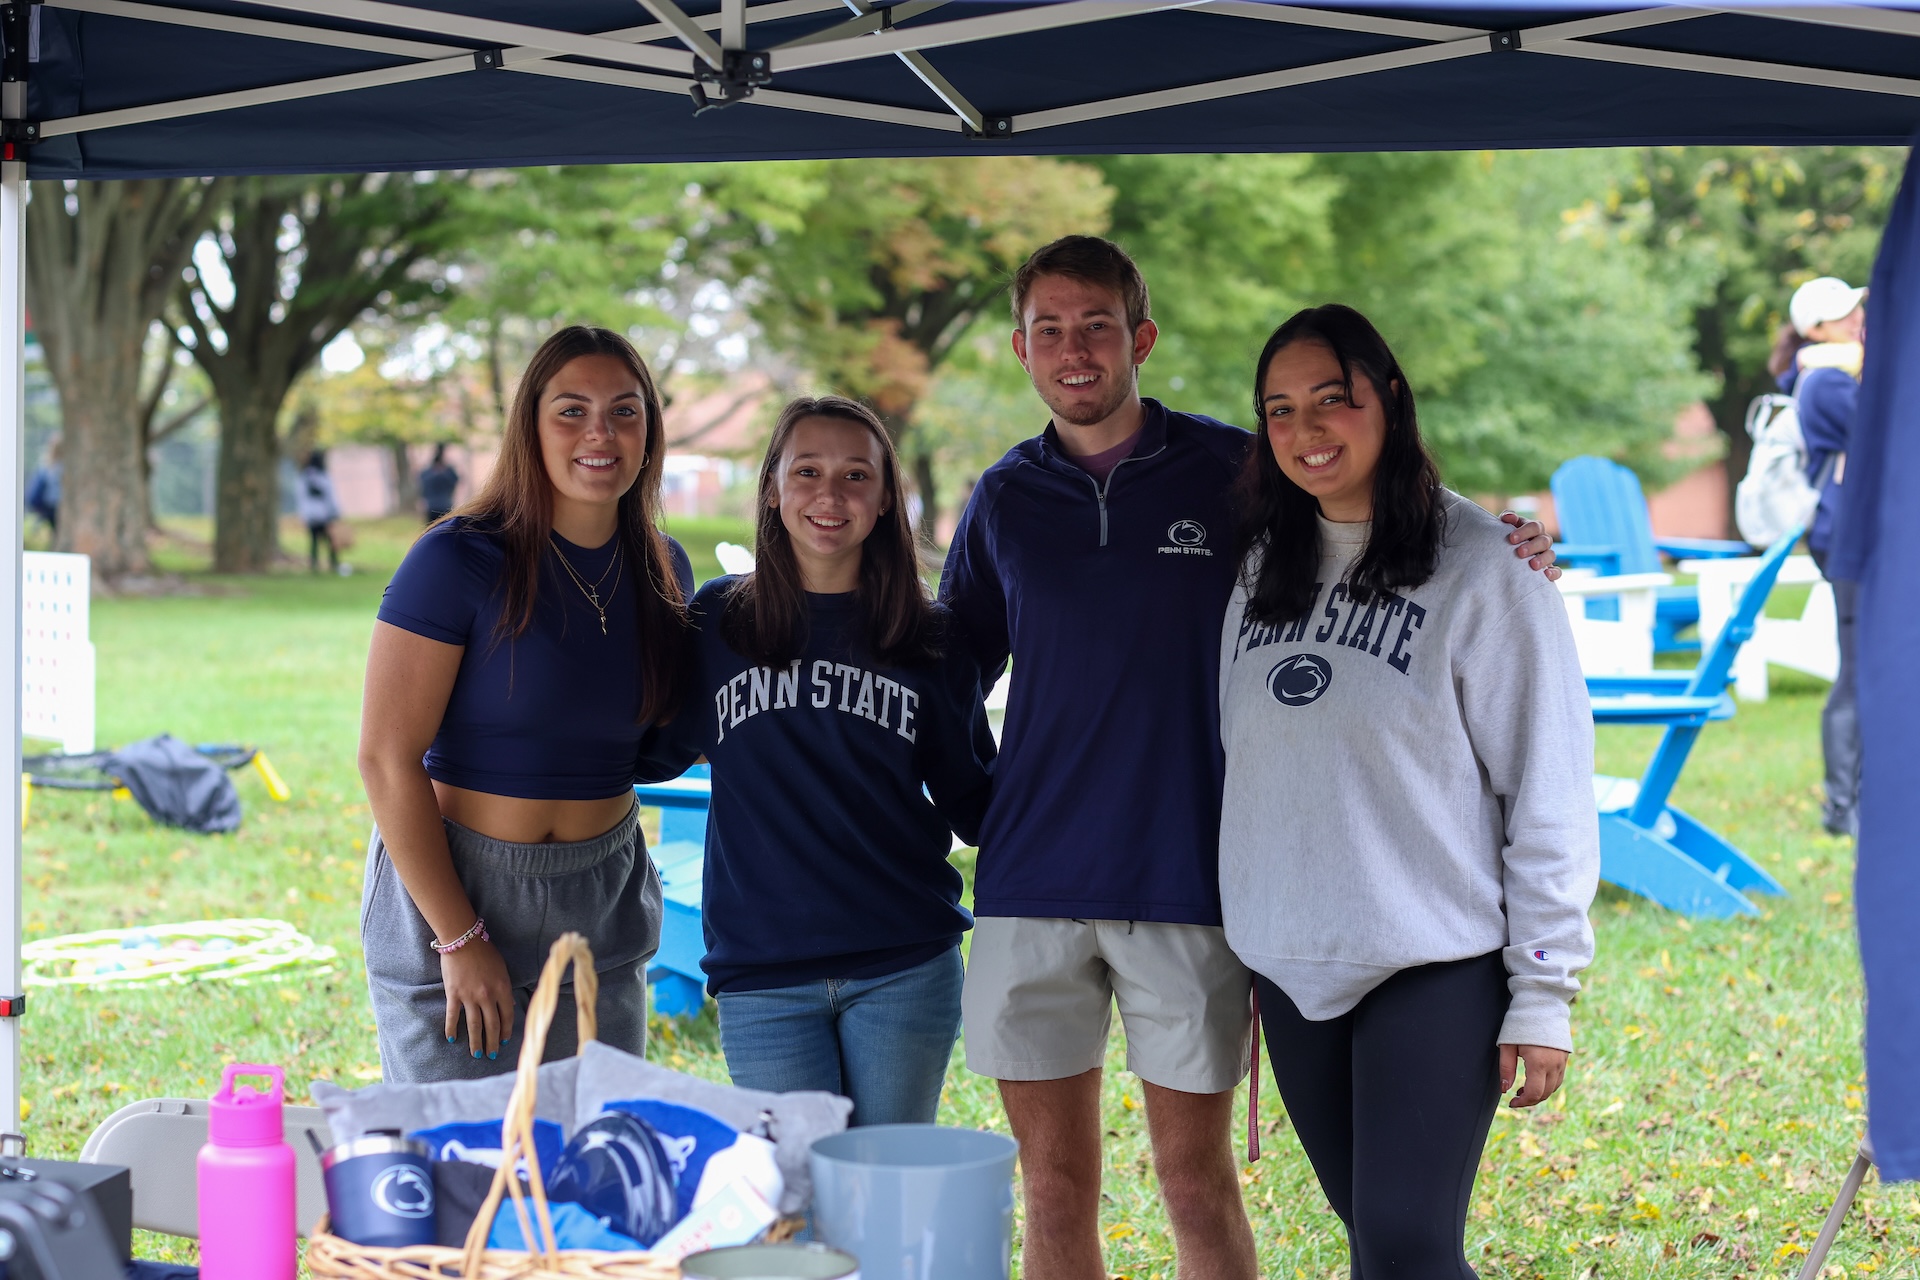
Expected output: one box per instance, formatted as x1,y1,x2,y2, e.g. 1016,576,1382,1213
20,519,1914,1277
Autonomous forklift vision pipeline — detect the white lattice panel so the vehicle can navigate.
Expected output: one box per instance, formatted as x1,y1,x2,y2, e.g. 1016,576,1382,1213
23,552,90,647
21,552,94,753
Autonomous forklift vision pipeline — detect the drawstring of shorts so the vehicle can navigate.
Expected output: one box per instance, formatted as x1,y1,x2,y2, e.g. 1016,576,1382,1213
1247,983,1261,1163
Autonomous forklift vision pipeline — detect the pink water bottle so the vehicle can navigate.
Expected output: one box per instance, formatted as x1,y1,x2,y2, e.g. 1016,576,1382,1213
197,1063,296,1280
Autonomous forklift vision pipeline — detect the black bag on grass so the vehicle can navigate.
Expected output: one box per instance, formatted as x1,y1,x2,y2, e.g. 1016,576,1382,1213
105,734,242,833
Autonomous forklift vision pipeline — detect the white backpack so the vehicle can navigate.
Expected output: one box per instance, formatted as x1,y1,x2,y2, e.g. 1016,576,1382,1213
1735,392,1834,548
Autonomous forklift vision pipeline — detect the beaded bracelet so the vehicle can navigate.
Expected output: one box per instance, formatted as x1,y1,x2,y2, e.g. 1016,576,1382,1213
431,917,489,955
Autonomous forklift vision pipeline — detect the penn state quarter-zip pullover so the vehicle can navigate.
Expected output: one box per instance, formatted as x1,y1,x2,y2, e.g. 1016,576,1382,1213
941,399,1250,924
1217,493,1598,1050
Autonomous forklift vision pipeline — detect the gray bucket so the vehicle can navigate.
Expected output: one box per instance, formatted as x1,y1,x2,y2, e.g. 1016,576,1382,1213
681,1243,861,1280
808,1124,1018,1280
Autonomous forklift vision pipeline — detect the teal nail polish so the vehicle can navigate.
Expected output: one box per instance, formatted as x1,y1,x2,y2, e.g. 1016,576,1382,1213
472,1049,480,1058
488,1051,497,1060
446,1036,456,1044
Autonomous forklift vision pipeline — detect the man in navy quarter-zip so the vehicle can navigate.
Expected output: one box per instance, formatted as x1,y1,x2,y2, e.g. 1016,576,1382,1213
940,236,1560,1280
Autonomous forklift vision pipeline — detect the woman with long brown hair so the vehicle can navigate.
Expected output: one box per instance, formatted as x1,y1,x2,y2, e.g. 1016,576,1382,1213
638,395,995,1125
358,325,691,1082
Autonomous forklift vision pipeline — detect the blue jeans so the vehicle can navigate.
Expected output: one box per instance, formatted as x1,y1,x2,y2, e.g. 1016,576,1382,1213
716,948,963,1126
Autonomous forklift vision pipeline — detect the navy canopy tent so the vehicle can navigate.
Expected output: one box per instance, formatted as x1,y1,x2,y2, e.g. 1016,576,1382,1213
0,0,1914,1179
9,1,1920,176
1833,130,1920,1186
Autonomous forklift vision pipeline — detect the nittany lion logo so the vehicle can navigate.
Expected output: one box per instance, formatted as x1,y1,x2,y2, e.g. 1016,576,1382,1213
371,1165,434,1219
1167,520,1207,547
1268,653,1332,706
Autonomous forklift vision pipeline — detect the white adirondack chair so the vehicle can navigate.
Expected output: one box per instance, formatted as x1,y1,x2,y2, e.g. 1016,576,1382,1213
1553,570,1673,678
1680,554,1838,701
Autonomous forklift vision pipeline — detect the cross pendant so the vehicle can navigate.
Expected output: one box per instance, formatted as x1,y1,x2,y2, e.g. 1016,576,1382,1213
587,589,601,610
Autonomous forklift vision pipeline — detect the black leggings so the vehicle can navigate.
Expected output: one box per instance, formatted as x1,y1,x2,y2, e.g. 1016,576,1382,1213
308,522,337,571
1257,951,1508,1280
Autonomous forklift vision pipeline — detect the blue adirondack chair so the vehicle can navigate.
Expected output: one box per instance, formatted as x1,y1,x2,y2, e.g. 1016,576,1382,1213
1550,456,1750,652
635,763,712,1017
1585,528,1803,918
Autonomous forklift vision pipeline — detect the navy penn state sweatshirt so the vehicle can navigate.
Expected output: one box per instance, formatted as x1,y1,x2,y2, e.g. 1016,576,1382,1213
940,399,1251,924
636,578,996,994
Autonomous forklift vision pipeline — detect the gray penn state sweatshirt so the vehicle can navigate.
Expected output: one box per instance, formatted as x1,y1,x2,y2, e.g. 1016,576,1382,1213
1217,492,1598,1051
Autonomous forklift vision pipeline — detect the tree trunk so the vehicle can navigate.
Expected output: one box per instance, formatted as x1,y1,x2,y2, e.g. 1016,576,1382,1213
913,451,940,547
1693,298,1767,531
213,389,284,573
185,174,451,570
390,439,419,515
1706,364,1767,521
49,354,151,577
25,179,220,581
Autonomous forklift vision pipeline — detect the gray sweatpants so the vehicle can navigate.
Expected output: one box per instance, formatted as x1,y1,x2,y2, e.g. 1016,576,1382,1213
361,805,662,1083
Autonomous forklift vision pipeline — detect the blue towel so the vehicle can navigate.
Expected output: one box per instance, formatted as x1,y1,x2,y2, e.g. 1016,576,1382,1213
486,1200,644,1253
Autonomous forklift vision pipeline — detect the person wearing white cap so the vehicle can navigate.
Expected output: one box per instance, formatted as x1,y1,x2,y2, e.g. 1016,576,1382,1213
1767,275,1866,836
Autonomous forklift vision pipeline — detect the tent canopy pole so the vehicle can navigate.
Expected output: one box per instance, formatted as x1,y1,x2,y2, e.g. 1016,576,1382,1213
0,71,26,1150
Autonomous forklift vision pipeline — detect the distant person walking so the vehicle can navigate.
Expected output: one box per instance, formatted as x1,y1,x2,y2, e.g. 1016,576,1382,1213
419,444,460,524
25,436,60,535
299,449,343,574
1769,275,1866,837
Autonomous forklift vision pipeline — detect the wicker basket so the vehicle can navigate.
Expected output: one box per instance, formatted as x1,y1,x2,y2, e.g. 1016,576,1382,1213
307,933,682,1280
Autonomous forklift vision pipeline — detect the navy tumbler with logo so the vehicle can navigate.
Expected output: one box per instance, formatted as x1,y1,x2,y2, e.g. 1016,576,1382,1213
320,1133,436,1248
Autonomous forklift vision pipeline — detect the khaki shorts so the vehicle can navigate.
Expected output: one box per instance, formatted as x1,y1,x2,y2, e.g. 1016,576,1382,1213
962,917,1253,1095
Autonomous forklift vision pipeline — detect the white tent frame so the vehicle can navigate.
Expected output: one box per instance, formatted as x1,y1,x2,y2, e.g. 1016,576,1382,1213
2,0,1919,1138
21,0,1920,142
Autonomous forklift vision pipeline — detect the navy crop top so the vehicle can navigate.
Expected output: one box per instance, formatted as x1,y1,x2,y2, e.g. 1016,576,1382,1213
376,518,694,800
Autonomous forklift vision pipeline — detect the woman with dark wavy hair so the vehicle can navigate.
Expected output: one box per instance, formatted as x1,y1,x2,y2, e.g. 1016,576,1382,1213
639,395,994,1125
1218,305,1598,1276
358,325,692,1082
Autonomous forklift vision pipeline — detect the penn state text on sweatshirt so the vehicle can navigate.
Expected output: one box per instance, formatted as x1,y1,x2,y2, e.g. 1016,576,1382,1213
637,578,996,995
941,400,1249,924
1217,494,1599,1051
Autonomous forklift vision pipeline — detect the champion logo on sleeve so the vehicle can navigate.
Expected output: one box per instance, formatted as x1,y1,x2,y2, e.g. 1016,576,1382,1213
1534,949,1549,961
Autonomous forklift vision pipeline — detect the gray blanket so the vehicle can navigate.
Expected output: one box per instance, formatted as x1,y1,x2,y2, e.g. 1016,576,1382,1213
311,1042,850,1215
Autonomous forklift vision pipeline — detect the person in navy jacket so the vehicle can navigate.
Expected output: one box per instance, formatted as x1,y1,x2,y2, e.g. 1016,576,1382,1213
940,236,1560,1280
1769,275,1866,836
640,395,995,1126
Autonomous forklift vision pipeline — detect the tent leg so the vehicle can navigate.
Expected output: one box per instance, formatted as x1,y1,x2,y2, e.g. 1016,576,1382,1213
0,135,25,1146
1795,1144,1874,1280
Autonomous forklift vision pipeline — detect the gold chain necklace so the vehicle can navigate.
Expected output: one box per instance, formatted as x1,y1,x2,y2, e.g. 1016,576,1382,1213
549,535,623,635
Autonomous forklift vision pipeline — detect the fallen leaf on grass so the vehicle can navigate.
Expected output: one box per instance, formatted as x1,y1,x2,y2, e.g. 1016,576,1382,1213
1105,1224,1135,1240
1690,1231,1722,1249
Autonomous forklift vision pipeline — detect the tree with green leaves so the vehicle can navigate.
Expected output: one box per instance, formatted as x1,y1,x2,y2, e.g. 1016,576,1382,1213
721,157,1109,537
439,163,817,426
1614,146,1901,495
1356,149,1714,497
26,178,225,580
923,151,1709,508
179,173,457,572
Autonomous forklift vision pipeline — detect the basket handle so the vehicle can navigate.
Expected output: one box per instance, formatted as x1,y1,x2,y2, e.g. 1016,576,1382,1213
459,932,600,1274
